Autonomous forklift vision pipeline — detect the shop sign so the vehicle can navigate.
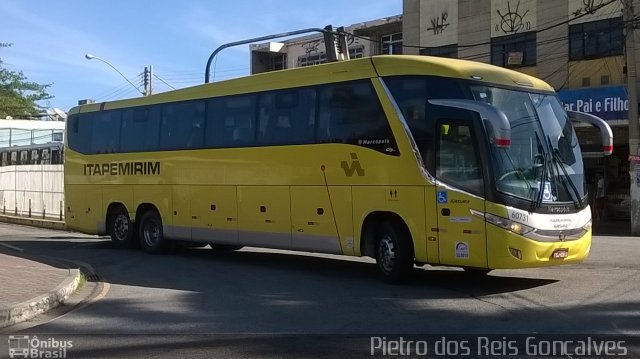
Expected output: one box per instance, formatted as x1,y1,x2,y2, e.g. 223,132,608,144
557,86,628,121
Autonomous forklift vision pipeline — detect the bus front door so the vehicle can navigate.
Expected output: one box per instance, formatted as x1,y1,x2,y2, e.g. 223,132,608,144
434,119,488,269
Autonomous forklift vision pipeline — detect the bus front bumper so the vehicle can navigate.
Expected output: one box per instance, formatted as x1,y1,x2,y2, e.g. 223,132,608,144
487,226,592,269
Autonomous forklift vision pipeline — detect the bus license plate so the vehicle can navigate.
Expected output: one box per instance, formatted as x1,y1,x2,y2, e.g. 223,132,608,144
552,249,568,259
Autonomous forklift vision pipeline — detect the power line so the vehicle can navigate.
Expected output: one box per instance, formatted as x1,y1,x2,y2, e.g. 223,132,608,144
153,74,176,90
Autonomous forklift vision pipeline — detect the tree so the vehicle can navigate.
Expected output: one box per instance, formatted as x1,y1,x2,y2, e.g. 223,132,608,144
0,42,52,118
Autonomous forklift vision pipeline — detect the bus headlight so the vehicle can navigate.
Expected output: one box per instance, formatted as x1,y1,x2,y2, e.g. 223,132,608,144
485,213,534,235
583,220,592,231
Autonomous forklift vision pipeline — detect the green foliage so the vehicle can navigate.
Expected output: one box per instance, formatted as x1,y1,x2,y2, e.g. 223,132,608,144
0,42,52,118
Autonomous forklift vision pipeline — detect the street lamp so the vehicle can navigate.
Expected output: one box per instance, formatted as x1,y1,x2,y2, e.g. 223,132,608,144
84,53,144,95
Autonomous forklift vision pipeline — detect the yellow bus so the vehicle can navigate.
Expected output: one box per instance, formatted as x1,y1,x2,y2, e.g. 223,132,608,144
65,55,612,282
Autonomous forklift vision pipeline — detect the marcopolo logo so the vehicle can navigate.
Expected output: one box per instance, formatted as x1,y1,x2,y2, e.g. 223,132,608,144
7,335,73,358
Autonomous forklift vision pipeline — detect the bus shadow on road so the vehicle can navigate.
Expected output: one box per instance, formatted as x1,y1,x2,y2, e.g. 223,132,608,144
2,237,559,298
174,246,558,296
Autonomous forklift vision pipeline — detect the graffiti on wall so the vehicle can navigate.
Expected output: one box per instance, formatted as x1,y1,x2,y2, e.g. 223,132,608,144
491,0,536,37
427,11,450,35
420,0,458,47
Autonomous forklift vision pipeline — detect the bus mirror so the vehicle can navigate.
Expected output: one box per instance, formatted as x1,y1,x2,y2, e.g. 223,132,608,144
567,110,613,156
428,99,511,148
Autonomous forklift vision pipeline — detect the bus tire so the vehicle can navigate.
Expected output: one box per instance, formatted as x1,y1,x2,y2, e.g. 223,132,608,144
138,209,169,254
375,221,414,284
210,244,244,251
107,206,135,248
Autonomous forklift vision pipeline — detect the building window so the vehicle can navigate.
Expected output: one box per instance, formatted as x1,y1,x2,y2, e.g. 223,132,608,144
381,33,403,55
569,17,623,60
491,32,536,67
298,53,326,67
298,46,364,67
420,44,458,58
349,46,365,59
270,54,286,71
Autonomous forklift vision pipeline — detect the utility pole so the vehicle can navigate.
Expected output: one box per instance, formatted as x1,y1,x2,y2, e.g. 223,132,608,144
143,66,153,96
624,0,640,235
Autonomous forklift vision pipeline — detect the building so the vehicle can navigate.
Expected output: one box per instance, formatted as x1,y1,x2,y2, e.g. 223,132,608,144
250,15,403,74
249,0,636,220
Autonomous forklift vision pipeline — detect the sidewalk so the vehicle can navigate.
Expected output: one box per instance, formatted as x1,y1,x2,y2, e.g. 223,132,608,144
0,250,80,328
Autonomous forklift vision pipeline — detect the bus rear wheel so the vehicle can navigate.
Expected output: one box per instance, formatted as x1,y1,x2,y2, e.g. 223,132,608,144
138,210,170,254
108,206,135,248
375,221,414,284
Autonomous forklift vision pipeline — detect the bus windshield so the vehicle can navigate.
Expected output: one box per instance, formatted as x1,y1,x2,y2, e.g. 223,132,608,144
470,85,586,206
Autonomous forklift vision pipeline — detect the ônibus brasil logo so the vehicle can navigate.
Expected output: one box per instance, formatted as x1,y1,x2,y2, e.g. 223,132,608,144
7,335,72,359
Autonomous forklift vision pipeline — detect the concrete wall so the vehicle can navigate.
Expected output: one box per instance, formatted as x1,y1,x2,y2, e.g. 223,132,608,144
0,165,64,219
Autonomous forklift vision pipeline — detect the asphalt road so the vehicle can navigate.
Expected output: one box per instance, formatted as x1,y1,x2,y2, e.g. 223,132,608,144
0,222,638,358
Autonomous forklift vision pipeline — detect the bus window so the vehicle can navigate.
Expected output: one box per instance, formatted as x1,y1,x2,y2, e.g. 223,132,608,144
91,111,122,154
257,88,316,146
317,80,397,154
67,114,93,154
19,151,27,165
206,94,257,148
121,108,160,153
437,122,484,196
159,101,206,150
42,149,50,164
385,76,468,173
30,150,39,164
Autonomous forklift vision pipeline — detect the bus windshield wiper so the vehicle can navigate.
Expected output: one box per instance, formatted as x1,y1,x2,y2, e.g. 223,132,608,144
550,145,584,209
532,132,547,210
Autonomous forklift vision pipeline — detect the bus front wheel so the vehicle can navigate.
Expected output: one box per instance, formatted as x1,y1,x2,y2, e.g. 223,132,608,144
108,206,135,248
139,210,170,254
375,221,414,284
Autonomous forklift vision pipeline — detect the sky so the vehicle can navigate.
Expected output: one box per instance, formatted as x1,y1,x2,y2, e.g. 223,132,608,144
1,0,401,113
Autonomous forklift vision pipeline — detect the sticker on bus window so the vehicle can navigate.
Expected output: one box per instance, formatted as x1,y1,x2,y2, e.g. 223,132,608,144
538,182,553,202
455,242,469,259
437,190,448,204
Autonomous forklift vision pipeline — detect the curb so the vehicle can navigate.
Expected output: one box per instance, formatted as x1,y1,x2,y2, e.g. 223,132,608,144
0,268,81,328
0,214,66,230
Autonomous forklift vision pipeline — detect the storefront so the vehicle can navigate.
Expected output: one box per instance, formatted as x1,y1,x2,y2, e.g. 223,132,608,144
558,86,630,220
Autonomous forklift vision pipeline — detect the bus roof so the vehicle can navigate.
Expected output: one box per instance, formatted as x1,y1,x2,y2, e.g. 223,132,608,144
70,55,554,115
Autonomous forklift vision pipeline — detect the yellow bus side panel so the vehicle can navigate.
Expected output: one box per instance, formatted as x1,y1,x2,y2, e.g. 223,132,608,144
288,186,353,255
237,186,291,249
102,185,134,219
424,186,440,264
169,185,193,240
64,184,103,235
133,184,172,231
191,186,239,245
352,186,427,262
487,226,592,269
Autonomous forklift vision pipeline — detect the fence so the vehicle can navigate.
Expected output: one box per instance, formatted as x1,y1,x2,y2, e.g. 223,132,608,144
0,164,64,220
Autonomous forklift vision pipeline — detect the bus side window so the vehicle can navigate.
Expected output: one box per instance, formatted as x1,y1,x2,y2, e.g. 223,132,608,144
206,94,257,148
437,123,484,196
121,108,160,153
160,101,205,151
257,88,316,146
91,110,122,154
317,80,397,154
67,114,93,154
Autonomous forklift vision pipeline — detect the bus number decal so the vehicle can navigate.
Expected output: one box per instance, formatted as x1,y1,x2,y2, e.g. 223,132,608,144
510,211,529,223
